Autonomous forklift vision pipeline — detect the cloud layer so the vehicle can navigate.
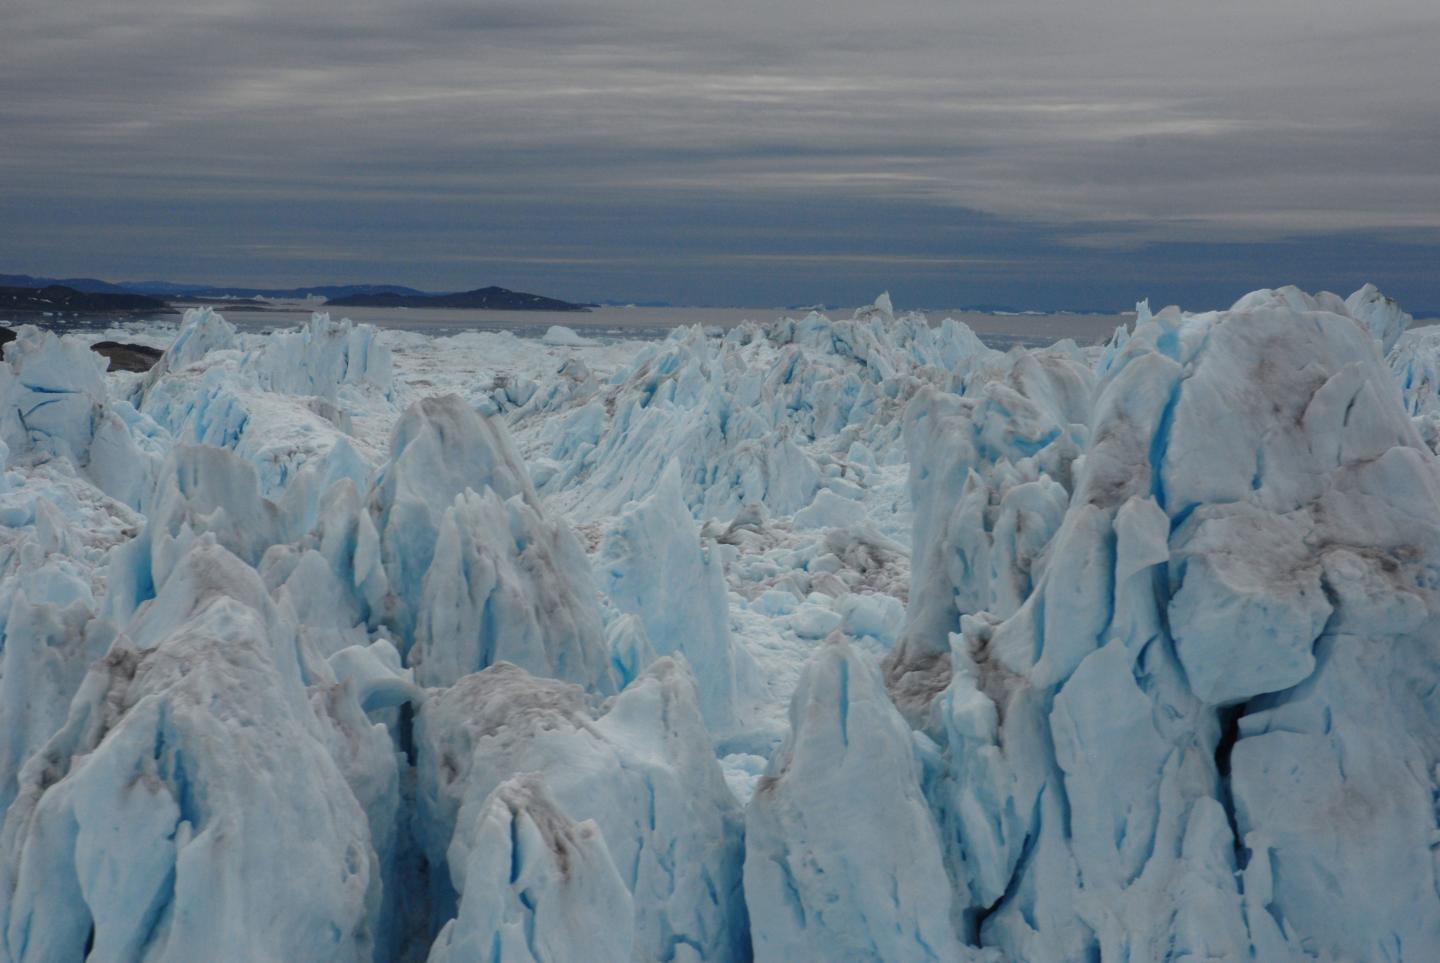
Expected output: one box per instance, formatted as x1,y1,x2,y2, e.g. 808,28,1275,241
4,0,1439,308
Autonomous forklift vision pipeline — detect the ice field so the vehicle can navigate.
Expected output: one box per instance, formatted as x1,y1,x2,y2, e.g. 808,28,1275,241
0,285,1436,961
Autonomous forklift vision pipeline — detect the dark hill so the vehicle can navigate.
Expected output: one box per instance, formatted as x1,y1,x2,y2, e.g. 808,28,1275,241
134,282,433,300
326,285,589,311
0,274,132,295
1,275,433,301
0,285,171,315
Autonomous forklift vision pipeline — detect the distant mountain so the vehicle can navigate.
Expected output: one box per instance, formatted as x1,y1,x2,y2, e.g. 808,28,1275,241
117,280,217,296
7,271,603,312
0,273,133,295
0,285,171,315
326,286,590,311
2,274,434,301
123,282,434,300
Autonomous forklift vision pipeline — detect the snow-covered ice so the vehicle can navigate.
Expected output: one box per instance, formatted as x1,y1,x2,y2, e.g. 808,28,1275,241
0,288,1437,960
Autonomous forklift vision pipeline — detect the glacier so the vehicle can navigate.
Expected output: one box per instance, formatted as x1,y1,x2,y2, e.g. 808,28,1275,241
0,286,1436,961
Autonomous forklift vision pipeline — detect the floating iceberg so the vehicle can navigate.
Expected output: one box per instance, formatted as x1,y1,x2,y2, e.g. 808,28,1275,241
541,325,597,348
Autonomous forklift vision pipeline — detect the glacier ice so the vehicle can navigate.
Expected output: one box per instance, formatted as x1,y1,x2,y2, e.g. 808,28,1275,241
0,540,382,962
248,312,393,400
743,636,965,962
598,464,739,728
145,306,236,379
889,284,1440,961
375,394,611,692
1347,282,1413,354
415,658,747,963
0,286,1437,961
426,774,633,963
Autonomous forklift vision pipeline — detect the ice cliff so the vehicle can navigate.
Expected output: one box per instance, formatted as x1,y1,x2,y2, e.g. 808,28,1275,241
0,286,1437,961
886,285,1440,961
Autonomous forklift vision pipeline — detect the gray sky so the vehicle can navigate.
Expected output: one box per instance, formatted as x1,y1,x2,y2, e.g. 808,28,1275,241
4,0,1439,310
